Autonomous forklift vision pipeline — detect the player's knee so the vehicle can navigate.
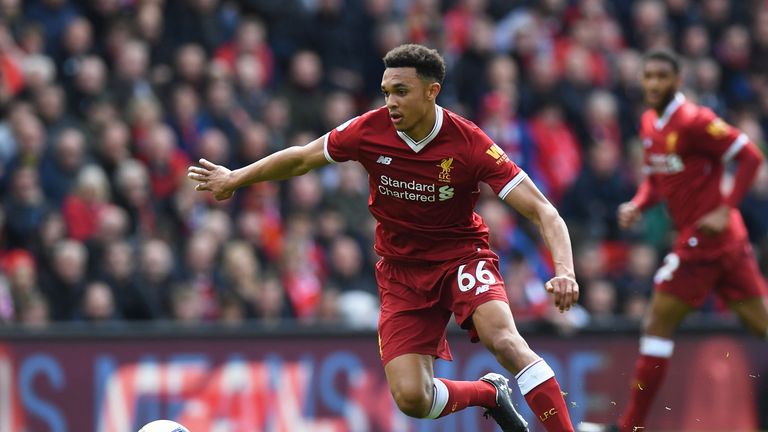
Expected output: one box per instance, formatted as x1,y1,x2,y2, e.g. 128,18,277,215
390,381,432,418
642,316,674,337
484,333,533,369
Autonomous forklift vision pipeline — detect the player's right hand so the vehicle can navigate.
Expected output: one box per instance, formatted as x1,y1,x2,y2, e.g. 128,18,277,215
187,158,236,201
545,276,579,313
617,201,641,229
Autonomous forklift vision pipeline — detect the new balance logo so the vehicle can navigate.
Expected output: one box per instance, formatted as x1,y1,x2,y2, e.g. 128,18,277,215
376,156,392,165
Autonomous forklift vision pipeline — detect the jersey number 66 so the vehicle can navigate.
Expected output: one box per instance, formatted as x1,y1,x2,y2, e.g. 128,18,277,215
458,260,496,295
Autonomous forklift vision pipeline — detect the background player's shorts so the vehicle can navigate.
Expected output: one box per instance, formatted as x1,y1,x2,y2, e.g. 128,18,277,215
655,240,767,308
375,250,509,365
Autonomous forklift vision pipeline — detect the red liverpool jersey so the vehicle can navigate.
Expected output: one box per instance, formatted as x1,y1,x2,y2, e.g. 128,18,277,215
324,105,525,263
637,93,750,255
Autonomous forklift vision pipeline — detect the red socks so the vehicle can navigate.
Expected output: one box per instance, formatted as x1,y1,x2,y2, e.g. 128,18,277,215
523,377,573,431
516,359,573,431
432,378,497,418
618,336,674,432
428,359,575,432
618,354,670,431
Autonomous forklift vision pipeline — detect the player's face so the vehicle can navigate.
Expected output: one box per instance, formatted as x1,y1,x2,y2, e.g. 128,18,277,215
640,59,680,111
381,67,440,137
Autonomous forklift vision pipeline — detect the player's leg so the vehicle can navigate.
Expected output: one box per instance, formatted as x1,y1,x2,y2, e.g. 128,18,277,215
617,291,691,432
384,353,436,417
473,300,573,431
728,297,768,338
719,244,768,339
384,352,500,419
377,259,505,422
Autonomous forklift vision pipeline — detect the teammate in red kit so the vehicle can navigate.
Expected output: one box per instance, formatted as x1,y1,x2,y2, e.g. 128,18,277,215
189,44,577,432
612,50,768,432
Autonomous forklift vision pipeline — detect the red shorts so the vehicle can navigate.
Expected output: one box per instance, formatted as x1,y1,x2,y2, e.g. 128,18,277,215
655,240,767,308
375,250,509,365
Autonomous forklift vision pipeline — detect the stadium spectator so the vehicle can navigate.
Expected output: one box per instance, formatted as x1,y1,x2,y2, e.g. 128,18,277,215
33,84,76,140
15,290,49,327
196,128,231,167
4,166,49,249
219,240,260,305
326,235,376,295
68,55,108,119
136,238,174,319
582,279,618,324
169,282,205,325
278,213,325,320
39,238,88,320
99,241,149,320
614,243,657,317
214,17,273,86
452,15,497,118
236,123,271,170
181,230,221,321
204,78,245,144
528,101,582,203
85,203,129,276
20,53,56,95
561,139,633,243
5,113,46,183
142,123,190,203
3,249,37,320
279,50,327,135
40,127,87,206
233,54,270,119
61,164,110,241
76,280,119,323
479,89,535,174
320,162,370,239
113,158,157,237
167,83,211,156
93,119,131,182
56,16,93,81
252,272,292,324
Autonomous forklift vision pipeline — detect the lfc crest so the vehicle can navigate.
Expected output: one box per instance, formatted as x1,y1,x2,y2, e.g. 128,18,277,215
437,157,454,183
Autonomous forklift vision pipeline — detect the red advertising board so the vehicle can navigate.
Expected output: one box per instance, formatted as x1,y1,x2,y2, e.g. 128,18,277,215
0,330,765,431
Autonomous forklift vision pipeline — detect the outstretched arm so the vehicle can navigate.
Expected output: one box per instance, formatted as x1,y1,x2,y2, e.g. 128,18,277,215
504,176,578,312
187,136,330,200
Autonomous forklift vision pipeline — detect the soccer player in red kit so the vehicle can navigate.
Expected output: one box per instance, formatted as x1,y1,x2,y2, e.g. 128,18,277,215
189,44,578,432
611,50,768,432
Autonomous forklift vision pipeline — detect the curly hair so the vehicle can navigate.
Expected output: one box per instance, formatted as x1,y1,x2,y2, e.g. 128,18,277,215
382,44,446,84
643,49,681,74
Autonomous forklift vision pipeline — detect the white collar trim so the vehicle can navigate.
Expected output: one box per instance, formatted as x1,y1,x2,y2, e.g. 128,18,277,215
654,92,685,130
397,105,443,153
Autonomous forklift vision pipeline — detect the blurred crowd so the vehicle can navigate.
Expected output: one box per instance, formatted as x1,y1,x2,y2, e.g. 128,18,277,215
0,0,766,331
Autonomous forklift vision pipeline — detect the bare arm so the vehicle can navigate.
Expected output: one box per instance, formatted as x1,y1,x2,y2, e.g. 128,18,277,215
504,176,578,311
187,136,330,200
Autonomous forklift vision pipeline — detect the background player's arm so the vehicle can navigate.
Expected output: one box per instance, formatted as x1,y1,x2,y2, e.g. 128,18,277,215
692,111,765,234
504,176,579,312
697,142,763,234
188,136,330,201
618,176,659,229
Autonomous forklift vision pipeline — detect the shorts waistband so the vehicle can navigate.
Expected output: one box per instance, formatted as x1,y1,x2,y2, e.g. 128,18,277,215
380,257,444,267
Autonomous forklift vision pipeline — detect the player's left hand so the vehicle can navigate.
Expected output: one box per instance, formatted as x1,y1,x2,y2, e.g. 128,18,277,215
187,158,236,201
696,204,730,235
545,276,579,313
